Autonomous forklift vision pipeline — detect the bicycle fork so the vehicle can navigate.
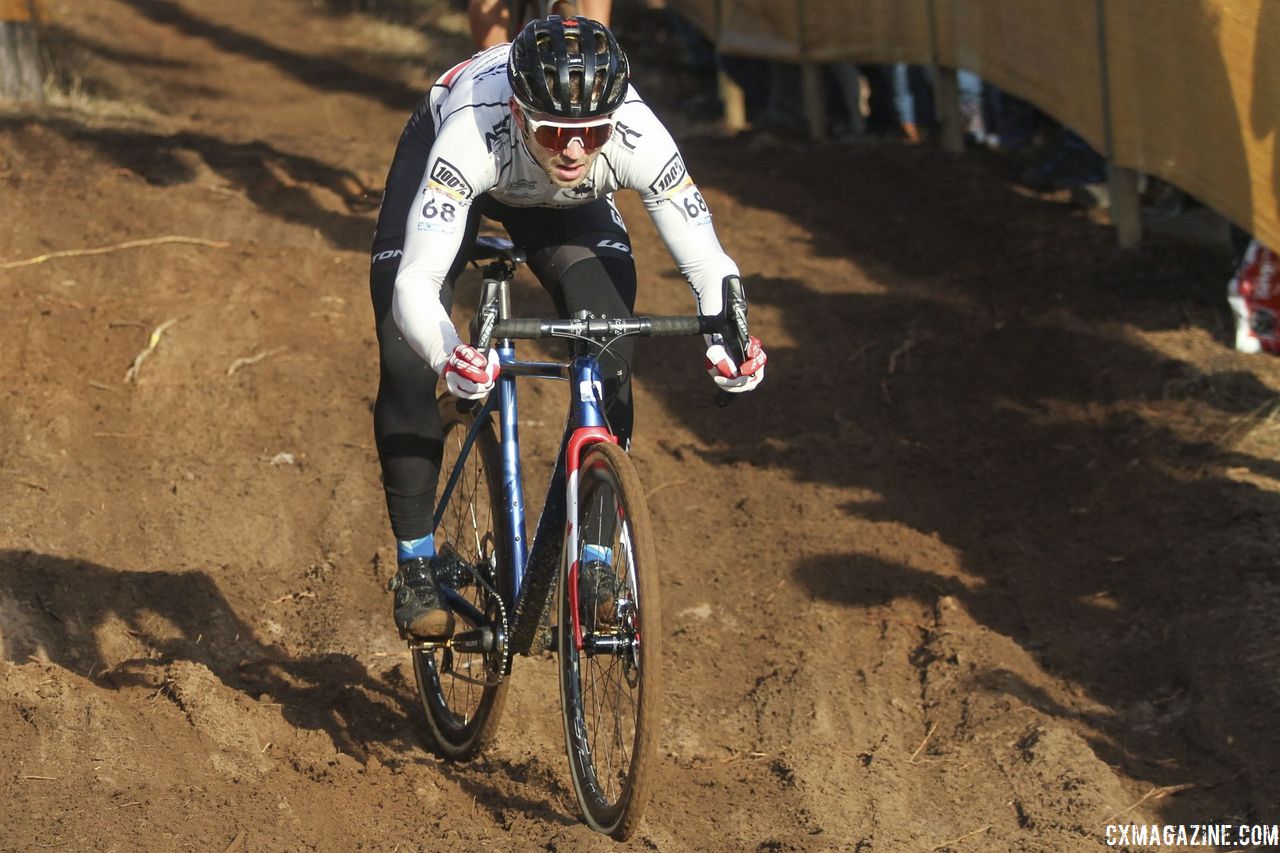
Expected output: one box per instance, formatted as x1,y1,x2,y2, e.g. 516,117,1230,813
563,356,618,653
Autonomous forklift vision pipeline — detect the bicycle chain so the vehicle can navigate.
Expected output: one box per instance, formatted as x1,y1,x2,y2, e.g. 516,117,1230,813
464,555,511,682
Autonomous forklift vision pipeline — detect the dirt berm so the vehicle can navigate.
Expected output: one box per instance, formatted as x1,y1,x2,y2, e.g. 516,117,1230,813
2,0,1278,850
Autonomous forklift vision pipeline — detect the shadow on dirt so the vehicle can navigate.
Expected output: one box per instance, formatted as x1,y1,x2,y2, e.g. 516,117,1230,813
0,550,418,759
435,755,582,830
0,114,379,252
0,549,603,829
117,0,426,111
45,25,195,73
652,138,1280,822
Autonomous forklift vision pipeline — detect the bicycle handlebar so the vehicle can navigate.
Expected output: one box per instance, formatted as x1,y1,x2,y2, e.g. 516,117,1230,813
471,271,753,407
491,314,721,341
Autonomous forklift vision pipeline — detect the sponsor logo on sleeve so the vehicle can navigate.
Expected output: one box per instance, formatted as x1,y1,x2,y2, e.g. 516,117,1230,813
484,115,511,154
647,154,687,195
428,158,475,201
613,122,642,150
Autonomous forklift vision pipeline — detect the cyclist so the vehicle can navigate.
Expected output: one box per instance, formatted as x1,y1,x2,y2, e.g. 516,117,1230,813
370,16,767,639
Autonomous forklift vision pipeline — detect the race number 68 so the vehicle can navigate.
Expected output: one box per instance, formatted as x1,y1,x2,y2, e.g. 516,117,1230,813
681,191,708,220
422,198,457,223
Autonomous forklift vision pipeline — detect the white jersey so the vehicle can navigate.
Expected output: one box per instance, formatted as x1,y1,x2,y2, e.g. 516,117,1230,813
392,44,740,373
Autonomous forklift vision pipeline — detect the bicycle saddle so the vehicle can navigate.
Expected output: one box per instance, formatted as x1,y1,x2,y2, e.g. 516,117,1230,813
471,236,526,266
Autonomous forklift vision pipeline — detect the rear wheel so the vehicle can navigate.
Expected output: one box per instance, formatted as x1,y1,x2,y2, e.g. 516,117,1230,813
411,395,510,759
557,441,661,839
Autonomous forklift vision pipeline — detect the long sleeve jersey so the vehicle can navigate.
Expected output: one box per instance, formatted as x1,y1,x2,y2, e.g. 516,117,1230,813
390,44,740,373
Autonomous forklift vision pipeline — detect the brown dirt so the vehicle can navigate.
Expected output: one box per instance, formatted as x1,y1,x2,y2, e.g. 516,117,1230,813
3,1,1280,850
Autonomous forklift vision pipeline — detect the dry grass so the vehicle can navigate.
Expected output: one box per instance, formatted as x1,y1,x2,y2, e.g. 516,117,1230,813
328,0,468,51
345,17,432,57
39,73,163,124
1221,395,1280,452
25,22,166,126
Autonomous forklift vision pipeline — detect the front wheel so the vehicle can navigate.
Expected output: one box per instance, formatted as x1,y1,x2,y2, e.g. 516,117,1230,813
557,441,661,840
411,394,510,760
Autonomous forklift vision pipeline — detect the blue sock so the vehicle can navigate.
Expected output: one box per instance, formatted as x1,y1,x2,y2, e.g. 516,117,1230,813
582,544,613,564
397,534,436,562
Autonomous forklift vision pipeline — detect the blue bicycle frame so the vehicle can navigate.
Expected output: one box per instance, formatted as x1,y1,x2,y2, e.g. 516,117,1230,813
430,343,615,652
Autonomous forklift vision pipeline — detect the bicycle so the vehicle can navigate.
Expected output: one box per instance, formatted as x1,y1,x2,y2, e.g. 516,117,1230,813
407,234,751,839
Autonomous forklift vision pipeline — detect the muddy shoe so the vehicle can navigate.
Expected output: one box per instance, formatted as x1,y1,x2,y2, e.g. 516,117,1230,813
389,556,455,640
578,556,621,627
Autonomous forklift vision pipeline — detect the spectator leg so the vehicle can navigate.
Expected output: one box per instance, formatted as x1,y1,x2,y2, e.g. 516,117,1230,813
718,69,747,130
801,62,826,140
935,67,962,153
1109,165,1143,248
829,63,864,136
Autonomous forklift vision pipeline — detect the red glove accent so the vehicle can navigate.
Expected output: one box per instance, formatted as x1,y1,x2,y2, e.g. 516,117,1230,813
443,345,500,399
705,336,767,392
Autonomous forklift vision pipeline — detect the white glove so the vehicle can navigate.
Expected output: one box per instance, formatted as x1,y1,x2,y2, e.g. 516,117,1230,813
705,335,767,393
443,344,500,399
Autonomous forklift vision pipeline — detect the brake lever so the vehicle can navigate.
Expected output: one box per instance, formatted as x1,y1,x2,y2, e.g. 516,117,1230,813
712,275,751,408
456,291,503,416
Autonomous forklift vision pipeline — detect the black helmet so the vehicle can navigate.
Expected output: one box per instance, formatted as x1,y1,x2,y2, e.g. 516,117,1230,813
507,16,629,119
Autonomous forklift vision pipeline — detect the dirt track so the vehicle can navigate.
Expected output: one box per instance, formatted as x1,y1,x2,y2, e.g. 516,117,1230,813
3,1,1280,850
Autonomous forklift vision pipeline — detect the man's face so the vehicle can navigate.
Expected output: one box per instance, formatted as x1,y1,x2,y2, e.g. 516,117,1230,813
512,100,615,188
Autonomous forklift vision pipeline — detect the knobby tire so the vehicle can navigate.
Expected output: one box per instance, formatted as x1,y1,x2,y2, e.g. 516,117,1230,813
557,441,661,839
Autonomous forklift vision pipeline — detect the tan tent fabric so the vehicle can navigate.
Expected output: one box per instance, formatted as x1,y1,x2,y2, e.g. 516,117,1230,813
667,0,932,63
717,0,804,59
801,0,933,64
933,0,1105,153
1107,0,1280,248
666,0,1280,247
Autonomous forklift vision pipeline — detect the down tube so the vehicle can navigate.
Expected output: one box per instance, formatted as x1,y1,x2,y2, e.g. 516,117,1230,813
498,348,529,595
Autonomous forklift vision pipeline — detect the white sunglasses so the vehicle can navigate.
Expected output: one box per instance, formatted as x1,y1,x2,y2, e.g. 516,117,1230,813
523,112,615,152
